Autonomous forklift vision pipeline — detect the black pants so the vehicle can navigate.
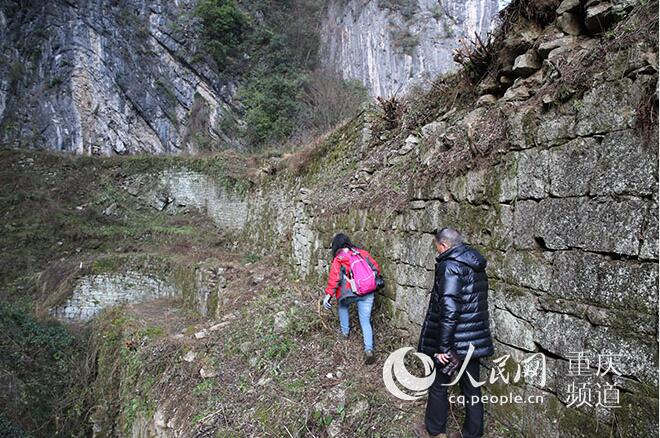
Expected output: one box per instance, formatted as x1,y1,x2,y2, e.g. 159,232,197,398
424,357,484,437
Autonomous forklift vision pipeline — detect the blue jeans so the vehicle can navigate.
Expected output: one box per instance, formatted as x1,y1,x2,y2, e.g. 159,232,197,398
338,293,375,352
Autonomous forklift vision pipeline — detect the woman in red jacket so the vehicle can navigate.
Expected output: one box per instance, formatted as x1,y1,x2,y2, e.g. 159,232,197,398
323,233,381,364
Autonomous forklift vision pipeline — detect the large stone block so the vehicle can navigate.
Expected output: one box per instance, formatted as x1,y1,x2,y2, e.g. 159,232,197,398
550,251,658,315
517,148,550,199
492,307,536,351
535,110,577,147
534,311,592,357
496,250,554,292
400,201,441,233
440,202,513,251
506,104,539,150
394,263,433,289
393,233,436,269
549,137,600,197
490,280,540,323
578,198,646,256
534,197,646,256
576,79,636,136
484,155,518,203
587,326,658,384
589,130,658,197
466,168,487,203
395,284,430,326
512,200,539,249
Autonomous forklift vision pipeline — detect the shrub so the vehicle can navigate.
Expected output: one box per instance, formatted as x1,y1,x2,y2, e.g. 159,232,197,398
239,64,305,147
195,0,249,66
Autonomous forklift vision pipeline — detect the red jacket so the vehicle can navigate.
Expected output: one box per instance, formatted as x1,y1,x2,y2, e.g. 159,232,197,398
325,247,381,301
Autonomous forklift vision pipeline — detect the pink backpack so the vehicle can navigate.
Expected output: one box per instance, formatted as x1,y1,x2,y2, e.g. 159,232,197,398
346,248,377,295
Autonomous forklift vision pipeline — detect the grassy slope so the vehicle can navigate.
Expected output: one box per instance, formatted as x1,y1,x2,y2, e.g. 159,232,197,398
0,148,248,435
83,254,513,437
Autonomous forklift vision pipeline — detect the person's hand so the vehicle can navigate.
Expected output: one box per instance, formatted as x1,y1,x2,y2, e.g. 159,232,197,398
323,295,332,310
435,353,451,365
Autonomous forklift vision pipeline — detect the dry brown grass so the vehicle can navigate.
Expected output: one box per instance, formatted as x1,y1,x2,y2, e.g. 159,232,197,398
280,119,352,176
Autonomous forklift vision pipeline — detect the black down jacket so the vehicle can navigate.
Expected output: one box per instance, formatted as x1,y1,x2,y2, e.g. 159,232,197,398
417,243,495,360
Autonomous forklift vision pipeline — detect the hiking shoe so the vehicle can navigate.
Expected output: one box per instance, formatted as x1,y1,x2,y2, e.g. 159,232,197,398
412,421,447,438
338,329,349,339
364,350,376,365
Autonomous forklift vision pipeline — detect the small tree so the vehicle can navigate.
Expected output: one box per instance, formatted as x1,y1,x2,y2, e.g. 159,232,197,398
195,0,248,66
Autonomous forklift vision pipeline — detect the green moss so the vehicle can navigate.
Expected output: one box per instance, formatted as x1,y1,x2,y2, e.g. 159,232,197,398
0,302,82,435
173,263,196,309
90,256,126,274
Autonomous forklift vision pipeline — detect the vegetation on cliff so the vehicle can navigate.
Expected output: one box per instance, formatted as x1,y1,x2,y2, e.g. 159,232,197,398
0,0,658,436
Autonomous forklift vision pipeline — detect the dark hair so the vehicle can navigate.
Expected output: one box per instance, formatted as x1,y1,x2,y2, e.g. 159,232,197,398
331,233,356,258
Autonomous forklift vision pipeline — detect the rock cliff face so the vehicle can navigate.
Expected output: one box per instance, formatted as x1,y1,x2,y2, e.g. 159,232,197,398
0,0,507,154
0,0,240,155
320,0,501,96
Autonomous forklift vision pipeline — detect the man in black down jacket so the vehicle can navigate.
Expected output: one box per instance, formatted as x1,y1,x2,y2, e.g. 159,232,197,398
413,228,494,438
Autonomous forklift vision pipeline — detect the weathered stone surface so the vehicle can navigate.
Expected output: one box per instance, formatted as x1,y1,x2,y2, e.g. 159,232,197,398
476,94,498,106
495,250,554,292
503,83,531,101
576,79,636,136
587,326,657,383
492,307,536,351
584,2,615,32
550,251,658,314
273,310,289,333
512,200,539,249
538,35,579,57
513,52,542,77
556,11,584,35
533,197,646,256
536,111,576,146
534,311,592,356
639,201,659,260
466,168,487,203
517,148,550,199
557,0,581,15
131,170,248,230
395,263,433,289
491,280,539,323
194,259,225,317
51,271,181,321
396,285,430,325
399,135,420,155
589,130,658,197
486,158,518,203
549,137,600,197
199,367,218,379
393,234,436,270
439,202,514,251
506,105,538,150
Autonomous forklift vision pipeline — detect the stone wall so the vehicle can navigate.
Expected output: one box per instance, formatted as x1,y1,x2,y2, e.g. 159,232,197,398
51,271,181,321
122,169,249,230
48,255,229,322
244,121,658,436
240,2,659,433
